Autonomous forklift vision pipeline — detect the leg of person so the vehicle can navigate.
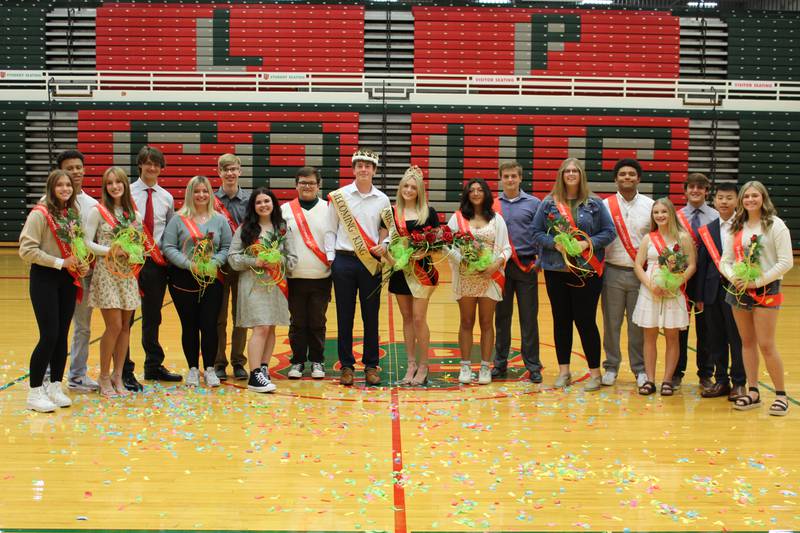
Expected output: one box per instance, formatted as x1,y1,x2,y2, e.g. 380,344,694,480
572,275,603,390
701,299,731,398
658,328,681,397
395,294,418,384
27,266,61,411
694,307,714,388
492,263,515,377
168,282,201,380
68,271,95,389
722,300,746,396
544,270,573,386
358,265,382,385
200,281,223,387
140,261,179,380
731,307,760,409
515,267,541,382
676,326,688,385
752,308,788,416
287,278,310,378
228,272,248,378
409,296,431,386
600,266,626,384
620,270,646,383
457,297,478,384
261,325,277,368
477,297,497,385
111,309,135,396
307,277,332,379
639,327,659,395
246,325,276,393
46,272,78,408
213,272,234,377
332,256,358,382
98,308,122,397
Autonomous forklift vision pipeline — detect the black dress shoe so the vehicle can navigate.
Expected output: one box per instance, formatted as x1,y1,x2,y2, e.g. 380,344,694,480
144,365,183,382
122,373,144,392
701,381,731,398
490,367,507,378
232,365,248,381
529,370,543,383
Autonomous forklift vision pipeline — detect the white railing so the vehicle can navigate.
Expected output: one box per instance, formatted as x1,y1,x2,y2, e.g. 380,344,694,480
1,70,799,102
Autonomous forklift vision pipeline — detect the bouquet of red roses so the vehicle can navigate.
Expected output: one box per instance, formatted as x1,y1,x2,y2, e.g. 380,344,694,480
653,242,688,296
388,225,453,272
451,230,494,274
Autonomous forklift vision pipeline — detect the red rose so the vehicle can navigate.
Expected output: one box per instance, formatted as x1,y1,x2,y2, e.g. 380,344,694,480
412,233,425,243
122,210,130,219
280,227,287,236
425,232,436,243
673,244,680,252
547,213,556,220
750,235,758,243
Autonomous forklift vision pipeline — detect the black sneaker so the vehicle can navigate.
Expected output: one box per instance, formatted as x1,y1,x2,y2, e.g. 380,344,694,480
529,370,543,383
490,366,507,378
247,369,276,393
215,367,228,381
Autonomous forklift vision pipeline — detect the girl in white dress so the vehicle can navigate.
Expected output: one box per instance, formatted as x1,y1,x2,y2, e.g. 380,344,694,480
720,181,792,415
446,178,511,385
632,198,696,396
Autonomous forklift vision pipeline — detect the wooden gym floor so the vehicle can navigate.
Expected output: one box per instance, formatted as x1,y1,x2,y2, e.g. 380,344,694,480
0,248,798,532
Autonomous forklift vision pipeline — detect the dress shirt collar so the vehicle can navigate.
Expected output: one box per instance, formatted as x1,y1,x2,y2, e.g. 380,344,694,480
345,181,380,198
215,186,248,201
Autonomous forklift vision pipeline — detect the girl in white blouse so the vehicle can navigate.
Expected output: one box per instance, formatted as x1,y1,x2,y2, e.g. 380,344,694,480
720,181,792,416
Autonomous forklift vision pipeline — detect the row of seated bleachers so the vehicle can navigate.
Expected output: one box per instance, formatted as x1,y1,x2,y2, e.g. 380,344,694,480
726,13,800,81
0,7,46,70
408,112,690,215
0,110,26,242
95,4,364,72
412,6,680,78
77,109,361,204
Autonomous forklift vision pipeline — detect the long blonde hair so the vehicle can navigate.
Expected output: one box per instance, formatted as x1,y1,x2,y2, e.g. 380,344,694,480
649,197,685,242
731,180,776,234
551,157,591,204
177,175,217,218
395,166,429,225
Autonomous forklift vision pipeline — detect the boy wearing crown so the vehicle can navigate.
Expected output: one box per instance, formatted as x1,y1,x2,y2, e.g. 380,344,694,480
324,149,390,386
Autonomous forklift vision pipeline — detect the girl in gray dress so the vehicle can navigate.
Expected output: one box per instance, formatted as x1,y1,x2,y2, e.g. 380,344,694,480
228,188,297,393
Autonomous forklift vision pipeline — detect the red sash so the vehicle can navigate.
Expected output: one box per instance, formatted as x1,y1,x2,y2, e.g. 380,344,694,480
454,210,505,291
697,224,721,270
214,196,239,234
289,199,329,266
394,206,437,287
492,197,536,273
180,215,224,283
733,230,783,307
141,224,167,266
677,210,700,247
606,195,638,264
32,205,83,302
555,202,605,276
650,231,689,308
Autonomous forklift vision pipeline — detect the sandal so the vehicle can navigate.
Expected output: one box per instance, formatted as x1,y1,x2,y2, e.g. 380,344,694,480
397,362,418,386
769,393,789,417
410,364,429,386
733,386,761,411
638,381,656,396
660,382,674,396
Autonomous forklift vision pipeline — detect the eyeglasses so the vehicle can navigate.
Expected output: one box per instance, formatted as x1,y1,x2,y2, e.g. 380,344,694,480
298,181,319,187
222,167,240,173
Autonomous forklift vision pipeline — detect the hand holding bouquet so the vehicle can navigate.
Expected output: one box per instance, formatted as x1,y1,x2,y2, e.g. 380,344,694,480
452,231,495,274
545,211,594,278
388,225,452,272
56,208,94,274
652,243,688,297
246,227,287,289
105,211,148,277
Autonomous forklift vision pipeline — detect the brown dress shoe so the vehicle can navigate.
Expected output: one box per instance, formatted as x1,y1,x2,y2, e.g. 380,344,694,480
365,367,381,386
699,377,714,391
340,367,354,386
701,381,731,398
729,384,747,402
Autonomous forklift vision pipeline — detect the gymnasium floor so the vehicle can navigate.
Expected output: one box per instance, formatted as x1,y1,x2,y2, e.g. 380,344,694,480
0,248,798,532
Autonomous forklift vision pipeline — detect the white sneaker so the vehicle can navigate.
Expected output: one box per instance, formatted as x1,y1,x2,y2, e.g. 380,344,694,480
45,382,72,407
458,362,473,384
68,375,99,391
204,367,220,387
27,386,56,413
311,362,325,379
248,369,277,393
478,365,492,385
601,371,617,386
584,376,602,392
186,368,200,387
636,372,649,388
288,364,304,379
554,373,572,388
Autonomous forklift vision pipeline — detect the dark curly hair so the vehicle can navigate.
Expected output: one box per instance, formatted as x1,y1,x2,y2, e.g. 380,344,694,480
458,178,495,220
240,187,285,246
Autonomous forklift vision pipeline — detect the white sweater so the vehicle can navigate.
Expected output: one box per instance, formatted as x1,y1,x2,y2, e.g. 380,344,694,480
720,216,793,287
281,199,332,279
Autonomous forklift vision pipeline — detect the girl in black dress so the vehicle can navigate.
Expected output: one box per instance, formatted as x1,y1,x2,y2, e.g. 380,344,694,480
382,166,439,386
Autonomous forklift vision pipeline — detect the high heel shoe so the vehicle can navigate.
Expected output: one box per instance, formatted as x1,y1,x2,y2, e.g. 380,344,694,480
397,362,418,385
410,364,429,386
98,376,117,398
111,377,131,397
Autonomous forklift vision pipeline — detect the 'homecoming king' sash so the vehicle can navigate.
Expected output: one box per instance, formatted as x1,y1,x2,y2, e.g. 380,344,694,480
380,206,437,299
329,190,381,274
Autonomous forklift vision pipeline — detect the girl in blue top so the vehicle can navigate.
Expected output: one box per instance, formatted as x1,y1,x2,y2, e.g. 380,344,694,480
532,158,616,391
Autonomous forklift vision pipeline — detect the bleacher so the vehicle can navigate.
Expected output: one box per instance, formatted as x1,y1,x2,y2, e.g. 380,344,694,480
0,1,799,247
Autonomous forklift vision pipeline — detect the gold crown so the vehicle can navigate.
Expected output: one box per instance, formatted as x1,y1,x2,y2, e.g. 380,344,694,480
351,149,380,166
403,165,424,182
